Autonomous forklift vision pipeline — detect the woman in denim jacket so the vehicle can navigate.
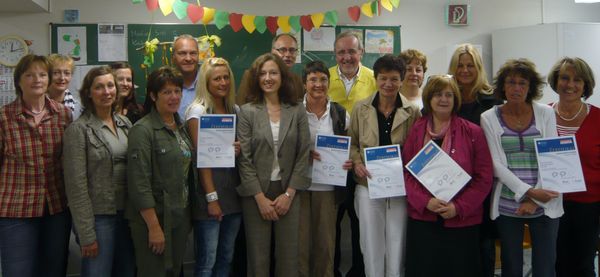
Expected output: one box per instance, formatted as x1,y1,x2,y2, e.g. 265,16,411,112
63,66,135,276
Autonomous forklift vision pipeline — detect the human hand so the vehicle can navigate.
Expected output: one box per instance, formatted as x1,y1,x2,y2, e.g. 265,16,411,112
81,241,99,258
426,198,448,213
255,193,279,221
516,198,539,216
207,201,223,221
233,141,241,157
148,226,165,255
354,163,372,179
526,188,559,203
438,202,457,219
342,159,353,170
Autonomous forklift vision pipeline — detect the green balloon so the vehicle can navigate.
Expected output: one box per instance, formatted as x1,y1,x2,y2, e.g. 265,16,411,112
172,0,188,20
325,11,338,26
289,16,301,32
215,11,230,30
254,16,267,34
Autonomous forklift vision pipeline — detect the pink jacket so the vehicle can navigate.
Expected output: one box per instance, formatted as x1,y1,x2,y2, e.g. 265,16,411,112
402,115,493,227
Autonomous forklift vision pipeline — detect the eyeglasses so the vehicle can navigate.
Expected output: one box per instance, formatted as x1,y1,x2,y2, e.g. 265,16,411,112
274,47,298,54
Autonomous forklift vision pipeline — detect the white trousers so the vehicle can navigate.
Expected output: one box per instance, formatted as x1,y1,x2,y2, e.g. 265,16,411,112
355,185,407,277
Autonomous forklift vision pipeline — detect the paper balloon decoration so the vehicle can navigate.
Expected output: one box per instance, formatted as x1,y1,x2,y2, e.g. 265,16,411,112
187,4,203,23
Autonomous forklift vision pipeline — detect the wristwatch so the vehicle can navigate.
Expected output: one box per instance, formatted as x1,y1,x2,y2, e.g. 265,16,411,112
206,191,219,202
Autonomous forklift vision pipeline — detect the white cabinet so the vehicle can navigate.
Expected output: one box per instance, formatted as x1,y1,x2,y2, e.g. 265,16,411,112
492,23,600,106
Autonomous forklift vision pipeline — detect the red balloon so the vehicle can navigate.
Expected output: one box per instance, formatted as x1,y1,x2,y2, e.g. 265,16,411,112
187,4,204,23
266,16,278,35
229,13,244,32
348,6,361,22
300,15,314,32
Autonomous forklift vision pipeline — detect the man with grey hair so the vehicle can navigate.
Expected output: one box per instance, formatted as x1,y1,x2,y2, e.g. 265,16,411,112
329,30,376,277
237,33,303,105
171,34,200,118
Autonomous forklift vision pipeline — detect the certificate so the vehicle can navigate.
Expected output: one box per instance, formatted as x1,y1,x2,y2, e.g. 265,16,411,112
311,134,351,187
405,141,471,202
197,114,236,168
534,136,586,193
364,145,405,199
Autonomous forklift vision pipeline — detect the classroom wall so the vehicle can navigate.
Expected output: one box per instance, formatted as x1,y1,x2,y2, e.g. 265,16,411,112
1,0,600,87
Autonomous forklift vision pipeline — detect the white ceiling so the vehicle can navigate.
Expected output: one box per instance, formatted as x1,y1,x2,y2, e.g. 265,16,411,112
0,0,50,13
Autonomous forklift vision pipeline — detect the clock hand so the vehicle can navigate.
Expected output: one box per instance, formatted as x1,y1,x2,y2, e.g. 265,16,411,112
10,43,14,52
11,47,24,52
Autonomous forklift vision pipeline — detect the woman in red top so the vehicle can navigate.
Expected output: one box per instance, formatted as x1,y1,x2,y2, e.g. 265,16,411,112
549,57,600,277
403,75,493,277
0,54,72,277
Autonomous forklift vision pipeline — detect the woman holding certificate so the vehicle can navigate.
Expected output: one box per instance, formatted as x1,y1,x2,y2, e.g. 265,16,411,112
299,60,352,277
481,59,562,277
548,57,600,277
349,54,420,277
236,53,310,277
185,57,242,277
126,67,195,277
402,75,493,277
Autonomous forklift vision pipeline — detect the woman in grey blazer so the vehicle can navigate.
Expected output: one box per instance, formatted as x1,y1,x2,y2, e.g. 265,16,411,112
63,66,135,276
237,53,310,277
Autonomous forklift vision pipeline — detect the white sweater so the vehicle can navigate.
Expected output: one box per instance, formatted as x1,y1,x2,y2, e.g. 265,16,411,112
480,102,563,219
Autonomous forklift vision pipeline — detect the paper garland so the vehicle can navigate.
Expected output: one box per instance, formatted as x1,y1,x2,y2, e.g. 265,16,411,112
136,0,398,32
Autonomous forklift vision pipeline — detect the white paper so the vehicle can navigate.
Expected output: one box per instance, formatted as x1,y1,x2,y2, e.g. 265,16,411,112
311,134,350,186
197,114,236,168
98,24,127,62
303,27,335,51
0,64,15,106
364,145,405,199
535,136,586,193
405,141,471,202
365,29,394,54
57,26,87,65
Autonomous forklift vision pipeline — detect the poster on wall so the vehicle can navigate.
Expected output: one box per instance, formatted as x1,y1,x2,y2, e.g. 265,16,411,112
0,64,16,106
303,27,335,52
57,26,87,65
365,29,394,54
98,24,127,62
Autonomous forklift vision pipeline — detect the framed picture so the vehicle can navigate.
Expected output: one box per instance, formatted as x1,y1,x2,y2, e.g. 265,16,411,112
447,5,470,26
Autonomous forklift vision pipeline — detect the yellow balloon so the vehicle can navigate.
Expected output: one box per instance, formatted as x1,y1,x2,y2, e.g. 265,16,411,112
277,16,291,33
158,0,174,16
202,7,215,24
361,2,374,17
381,0,393,12
311,13,325,29
242,15,257,33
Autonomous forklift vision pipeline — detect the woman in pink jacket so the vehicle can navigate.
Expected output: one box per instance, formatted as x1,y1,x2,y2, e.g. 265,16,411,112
403,75,493,277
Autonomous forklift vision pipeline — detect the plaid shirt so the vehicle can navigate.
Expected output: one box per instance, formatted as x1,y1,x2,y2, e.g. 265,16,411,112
0,96,72,217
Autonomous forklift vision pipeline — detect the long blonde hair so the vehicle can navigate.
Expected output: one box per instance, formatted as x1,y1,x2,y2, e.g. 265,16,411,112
187,57,236,115
447,43,492,98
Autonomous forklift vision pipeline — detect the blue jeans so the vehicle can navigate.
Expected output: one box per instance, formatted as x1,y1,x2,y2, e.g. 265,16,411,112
194,213,242,277
0,210,71,277
79,212,136,277
497,215,559,277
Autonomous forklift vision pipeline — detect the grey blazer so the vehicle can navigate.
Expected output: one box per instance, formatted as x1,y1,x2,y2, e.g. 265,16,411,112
63,111,132,245
237,101,311,197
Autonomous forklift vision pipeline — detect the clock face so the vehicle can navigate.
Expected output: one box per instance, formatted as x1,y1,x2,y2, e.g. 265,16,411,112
0,36,29,67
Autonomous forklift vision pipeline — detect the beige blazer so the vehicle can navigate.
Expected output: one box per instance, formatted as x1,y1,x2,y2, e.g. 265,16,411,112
237,101,311,197
349,92,421,186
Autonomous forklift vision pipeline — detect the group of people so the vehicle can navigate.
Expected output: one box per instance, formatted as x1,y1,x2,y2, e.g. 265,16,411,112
0,30,597,277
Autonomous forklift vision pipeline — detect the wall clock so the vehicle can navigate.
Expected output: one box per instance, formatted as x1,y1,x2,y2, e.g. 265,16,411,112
0,35,29,67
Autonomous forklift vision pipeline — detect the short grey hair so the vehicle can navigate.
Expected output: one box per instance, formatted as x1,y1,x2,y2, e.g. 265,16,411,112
334,31,363,50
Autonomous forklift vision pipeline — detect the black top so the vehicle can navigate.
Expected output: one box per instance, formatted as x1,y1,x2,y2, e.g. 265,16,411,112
457,91,501,126
372,92,403,146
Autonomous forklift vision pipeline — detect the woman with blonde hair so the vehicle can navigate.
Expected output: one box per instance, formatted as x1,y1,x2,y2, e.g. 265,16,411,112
448,43,501,276
47,53,82,119
185,57,242,277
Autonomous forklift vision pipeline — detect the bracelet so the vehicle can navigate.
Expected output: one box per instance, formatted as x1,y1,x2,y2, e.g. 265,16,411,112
206,191,219,202
284,191,292,199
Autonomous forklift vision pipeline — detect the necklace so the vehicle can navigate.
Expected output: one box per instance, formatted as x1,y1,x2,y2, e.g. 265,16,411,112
307,103,326,116
555,101,584,121
28,104,46,115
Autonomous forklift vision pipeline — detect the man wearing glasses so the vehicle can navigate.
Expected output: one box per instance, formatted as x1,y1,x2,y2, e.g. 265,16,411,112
172,34,200,118
237,33,303,104
328,30,376,277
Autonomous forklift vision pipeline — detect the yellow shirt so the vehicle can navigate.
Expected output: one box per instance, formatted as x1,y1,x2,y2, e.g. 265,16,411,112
327,65,377,114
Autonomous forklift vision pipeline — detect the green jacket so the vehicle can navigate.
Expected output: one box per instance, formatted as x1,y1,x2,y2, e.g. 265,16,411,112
63,111,132,246
125,108,197,227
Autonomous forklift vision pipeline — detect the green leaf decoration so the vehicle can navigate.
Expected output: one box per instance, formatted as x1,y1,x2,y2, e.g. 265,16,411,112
325,11,338,26
214,10,230,29
254,16,267,34
289,15,301,32
172,0,188,20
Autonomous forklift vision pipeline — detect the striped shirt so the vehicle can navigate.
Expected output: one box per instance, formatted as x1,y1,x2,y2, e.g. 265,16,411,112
497,108,543,217
0,96,72,217
63,89,82,120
